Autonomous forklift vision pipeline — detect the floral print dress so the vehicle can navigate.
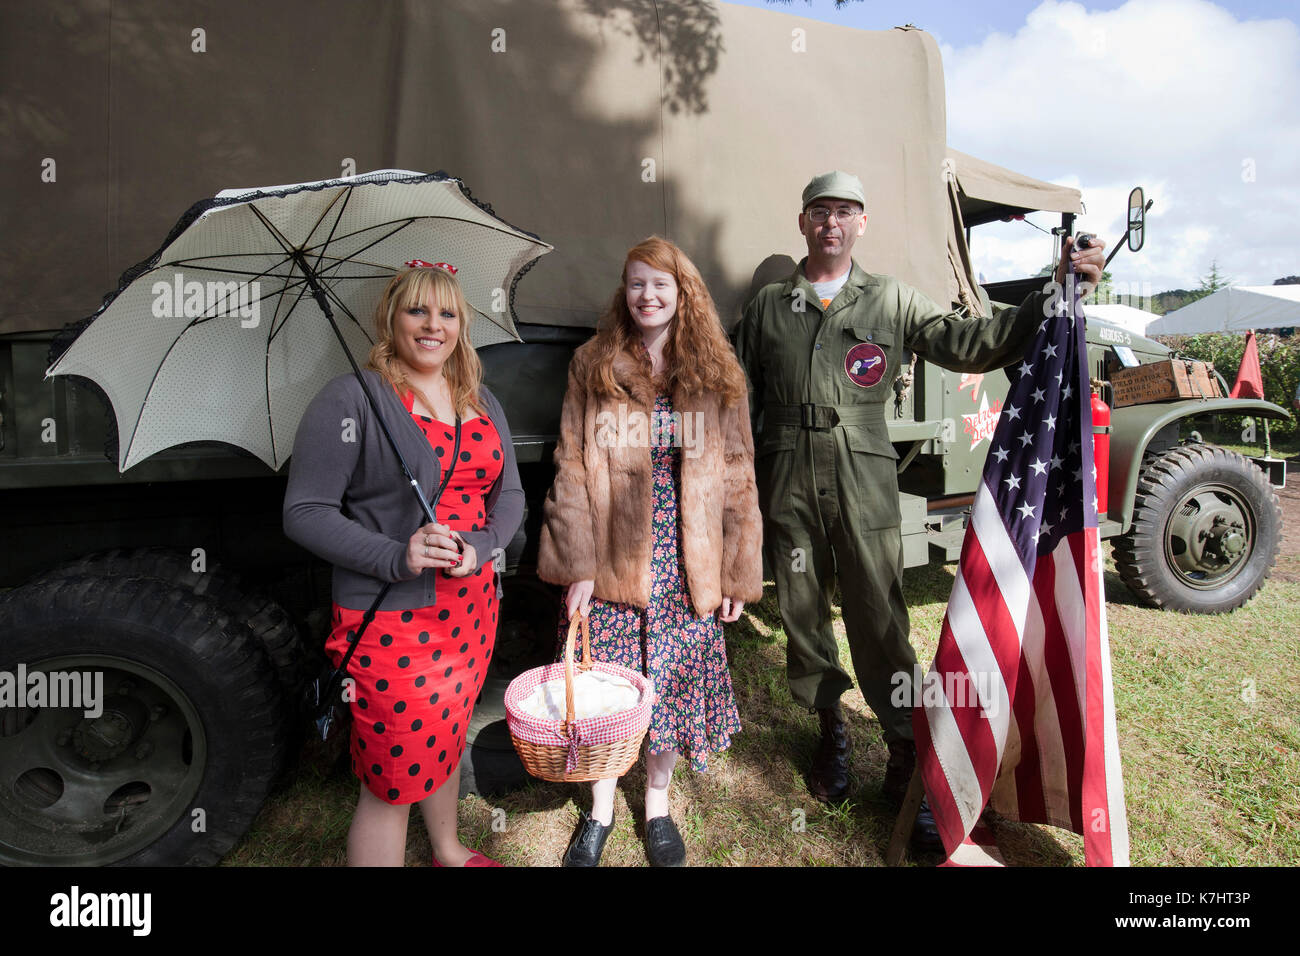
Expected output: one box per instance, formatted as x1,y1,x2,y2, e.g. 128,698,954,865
567,392,742,771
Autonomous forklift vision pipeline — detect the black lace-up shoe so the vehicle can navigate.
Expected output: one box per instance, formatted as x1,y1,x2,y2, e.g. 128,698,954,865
562,810,613,867
644,815,686,867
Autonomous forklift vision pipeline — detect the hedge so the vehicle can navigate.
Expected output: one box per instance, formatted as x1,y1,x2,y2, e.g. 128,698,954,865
1151,331,1300,440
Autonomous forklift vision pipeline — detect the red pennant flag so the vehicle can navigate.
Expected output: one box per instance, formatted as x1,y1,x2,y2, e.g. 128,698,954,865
1229,330,1264,399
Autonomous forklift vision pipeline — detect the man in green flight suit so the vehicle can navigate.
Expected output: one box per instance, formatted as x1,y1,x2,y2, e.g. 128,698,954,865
734,171,1106,823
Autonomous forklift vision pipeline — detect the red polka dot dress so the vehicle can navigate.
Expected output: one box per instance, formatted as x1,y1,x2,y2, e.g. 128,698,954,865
324,391,504,804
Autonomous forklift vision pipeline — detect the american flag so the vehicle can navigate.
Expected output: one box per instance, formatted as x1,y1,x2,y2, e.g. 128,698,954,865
913,265,1130,867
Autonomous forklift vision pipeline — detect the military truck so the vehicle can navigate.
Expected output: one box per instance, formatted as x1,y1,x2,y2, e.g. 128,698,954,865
906,156,1287,617
0,0,1287,865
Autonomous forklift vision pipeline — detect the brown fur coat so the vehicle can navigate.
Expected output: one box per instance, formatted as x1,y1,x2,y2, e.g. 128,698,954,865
537,341,763,617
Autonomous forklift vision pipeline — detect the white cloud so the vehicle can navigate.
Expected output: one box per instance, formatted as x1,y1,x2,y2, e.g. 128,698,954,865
941,0,1300,293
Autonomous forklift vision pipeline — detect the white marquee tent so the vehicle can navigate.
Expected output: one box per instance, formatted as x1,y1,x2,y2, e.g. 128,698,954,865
1145,285,1300,335
1083,303,1160,336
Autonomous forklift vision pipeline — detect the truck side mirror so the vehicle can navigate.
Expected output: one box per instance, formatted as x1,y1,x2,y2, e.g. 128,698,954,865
1127,186,1146,253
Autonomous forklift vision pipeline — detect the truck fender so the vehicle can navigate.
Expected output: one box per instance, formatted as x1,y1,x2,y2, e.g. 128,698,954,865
1107,397,1291,531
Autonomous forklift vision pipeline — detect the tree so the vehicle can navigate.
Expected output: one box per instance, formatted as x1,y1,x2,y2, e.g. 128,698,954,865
1088,270,1114,305
1273,275,1300,286
1148,290,1198,315
1189,260,1232,302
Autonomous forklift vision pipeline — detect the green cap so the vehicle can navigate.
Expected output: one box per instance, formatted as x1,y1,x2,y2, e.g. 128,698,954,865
801,170,865,210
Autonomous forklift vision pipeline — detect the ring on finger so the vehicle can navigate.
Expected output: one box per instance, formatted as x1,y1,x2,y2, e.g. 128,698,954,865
423,546,430,557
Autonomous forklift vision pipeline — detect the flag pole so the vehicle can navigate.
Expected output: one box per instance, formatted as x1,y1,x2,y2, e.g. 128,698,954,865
1253,332,1274,460
885,769,926,865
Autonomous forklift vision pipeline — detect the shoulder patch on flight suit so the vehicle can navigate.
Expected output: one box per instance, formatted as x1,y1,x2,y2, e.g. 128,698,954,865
845,342,887,388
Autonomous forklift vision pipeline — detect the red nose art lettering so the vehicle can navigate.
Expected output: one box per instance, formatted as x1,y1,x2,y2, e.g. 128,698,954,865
845,342,888,388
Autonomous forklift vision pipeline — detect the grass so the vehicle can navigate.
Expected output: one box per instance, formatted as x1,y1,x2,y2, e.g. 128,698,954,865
1101,548,1299,866
1180,424,1300,461
223,534,1300,867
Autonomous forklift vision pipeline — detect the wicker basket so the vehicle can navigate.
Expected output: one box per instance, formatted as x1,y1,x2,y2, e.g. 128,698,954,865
504,613,653,782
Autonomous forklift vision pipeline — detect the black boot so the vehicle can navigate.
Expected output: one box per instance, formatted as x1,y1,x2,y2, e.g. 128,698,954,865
562,810,613,867
881,740,944,855
883,739,916,807
911,798,944,854
808,706,851,802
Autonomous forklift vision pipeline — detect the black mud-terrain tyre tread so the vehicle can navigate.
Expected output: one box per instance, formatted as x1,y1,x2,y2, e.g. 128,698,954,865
35,548,310,703
0,574,286,865
33,548,311,785
1113,444,1281,613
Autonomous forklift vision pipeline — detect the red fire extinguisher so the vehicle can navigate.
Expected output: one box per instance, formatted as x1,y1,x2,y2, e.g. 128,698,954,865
1091,382,1111,516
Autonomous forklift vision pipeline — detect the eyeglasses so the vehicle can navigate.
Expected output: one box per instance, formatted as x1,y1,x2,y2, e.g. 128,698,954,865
806,206,863,224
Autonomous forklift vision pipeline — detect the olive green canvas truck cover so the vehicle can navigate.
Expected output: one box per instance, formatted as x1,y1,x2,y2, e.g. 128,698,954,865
1,0,956,340
947,147,1083,227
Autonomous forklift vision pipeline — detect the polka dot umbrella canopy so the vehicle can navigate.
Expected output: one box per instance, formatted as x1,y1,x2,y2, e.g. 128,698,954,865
46,169,552,473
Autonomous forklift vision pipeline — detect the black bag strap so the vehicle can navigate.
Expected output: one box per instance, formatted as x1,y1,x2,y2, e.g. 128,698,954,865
334,581,392,674
335,415,463,672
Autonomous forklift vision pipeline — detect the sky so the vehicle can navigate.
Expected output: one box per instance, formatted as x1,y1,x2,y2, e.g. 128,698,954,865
725,0,1299,301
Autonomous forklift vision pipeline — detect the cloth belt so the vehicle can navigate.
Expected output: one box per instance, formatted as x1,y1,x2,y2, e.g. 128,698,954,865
766,403,883,430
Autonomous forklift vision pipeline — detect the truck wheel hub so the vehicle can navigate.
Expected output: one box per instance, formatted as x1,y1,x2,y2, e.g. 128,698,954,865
1165,484,1254,587
0,656,206,865
72,695,147,762
1219,529,1246,557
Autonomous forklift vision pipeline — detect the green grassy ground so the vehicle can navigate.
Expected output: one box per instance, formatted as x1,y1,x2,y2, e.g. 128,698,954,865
1180,426,1299,461
225,539,1300,867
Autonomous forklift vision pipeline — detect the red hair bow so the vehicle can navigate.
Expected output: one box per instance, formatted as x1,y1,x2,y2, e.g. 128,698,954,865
404,259,457,274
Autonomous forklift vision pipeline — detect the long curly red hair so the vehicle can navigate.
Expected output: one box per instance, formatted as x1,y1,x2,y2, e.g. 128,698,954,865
587,236,746,403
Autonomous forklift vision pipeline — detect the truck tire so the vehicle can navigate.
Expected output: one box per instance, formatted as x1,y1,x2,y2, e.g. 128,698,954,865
35,548,311,706
0,575,286,865
1113,444,1281,613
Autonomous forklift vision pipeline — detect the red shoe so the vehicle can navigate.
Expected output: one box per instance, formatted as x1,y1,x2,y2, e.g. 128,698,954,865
432,849,502,867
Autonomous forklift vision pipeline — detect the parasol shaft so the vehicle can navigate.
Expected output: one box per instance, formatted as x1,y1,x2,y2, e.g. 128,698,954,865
290,250,438,527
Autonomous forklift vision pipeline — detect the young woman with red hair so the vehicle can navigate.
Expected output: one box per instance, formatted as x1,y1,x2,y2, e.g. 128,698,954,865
538,237,763,866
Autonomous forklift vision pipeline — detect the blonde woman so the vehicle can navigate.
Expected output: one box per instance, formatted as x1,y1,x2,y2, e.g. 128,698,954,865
285,263,523,866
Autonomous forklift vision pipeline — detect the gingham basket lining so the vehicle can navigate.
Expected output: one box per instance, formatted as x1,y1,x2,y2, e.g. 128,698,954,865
505,660,653,746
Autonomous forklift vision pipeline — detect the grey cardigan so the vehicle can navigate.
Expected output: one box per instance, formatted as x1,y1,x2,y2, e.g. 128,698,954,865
283,368,525,610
